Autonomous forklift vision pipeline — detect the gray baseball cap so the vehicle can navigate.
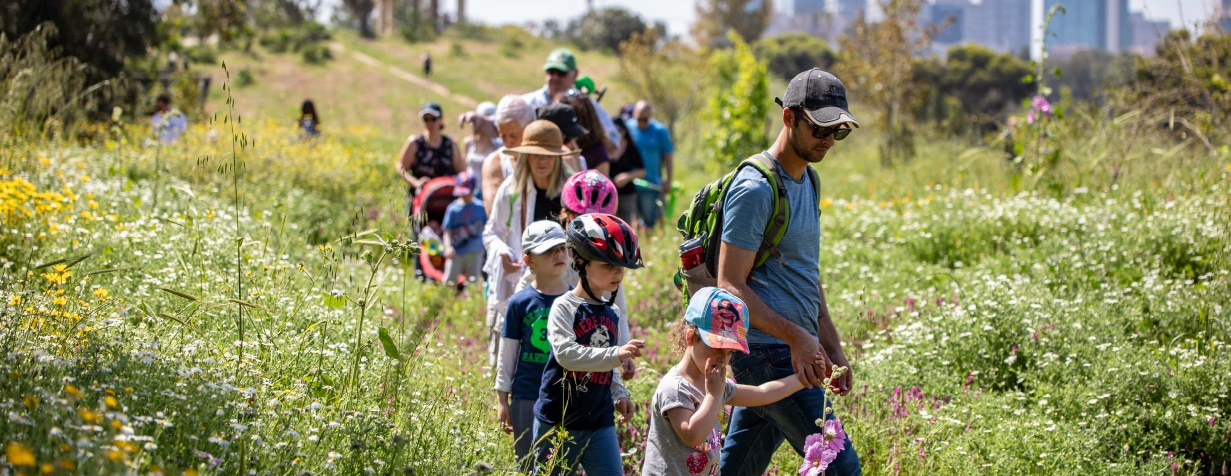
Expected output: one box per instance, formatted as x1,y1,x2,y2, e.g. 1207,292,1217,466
775,68,859,128
522,220,568,255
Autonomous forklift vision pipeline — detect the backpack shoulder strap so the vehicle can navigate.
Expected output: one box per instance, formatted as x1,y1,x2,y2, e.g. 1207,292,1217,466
806,165,821,216
743,153,789,268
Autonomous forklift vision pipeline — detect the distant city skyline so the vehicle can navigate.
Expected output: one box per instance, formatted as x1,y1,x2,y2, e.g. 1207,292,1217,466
453,0,1219,40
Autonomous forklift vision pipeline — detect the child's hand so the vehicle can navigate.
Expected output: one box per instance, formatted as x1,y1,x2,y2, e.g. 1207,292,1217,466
617,339,645,360
620,358,636,381
704,357,727,396
615,397,634,424
496,399,513,434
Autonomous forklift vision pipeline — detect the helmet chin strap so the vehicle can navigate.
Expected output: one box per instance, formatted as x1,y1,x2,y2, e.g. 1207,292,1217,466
574,259,618,307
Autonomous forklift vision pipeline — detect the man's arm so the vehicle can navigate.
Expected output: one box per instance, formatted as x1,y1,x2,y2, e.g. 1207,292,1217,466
717,244,827,388
816,280,851,395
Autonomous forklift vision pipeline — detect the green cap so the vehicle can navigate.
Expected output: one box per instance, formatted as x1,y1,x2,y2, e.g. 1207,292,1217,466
574,76,596,94
543,48,577,72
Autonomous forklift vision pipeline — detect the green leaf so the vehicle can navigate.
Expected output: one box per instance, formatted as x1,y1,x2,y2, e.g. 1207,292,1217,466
378,327,402,361
158,287,200,301
1052,67,1062,78
322,292,346,309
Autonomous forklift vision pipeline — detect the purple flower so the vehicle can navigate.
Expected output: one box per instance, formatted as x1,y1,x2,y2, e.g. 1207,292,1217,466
822,419,847,453
1031,95,1051,113
799,419,847,475
800,434,829,476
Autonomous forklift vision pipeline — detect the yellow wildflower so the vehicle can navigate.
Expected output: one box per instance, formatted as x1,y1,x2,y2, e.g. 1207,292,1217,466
107,449,124,462
79,175,90,182
185,469,199,476
41,462,55,474
78,408,101,423
110,419,123,431
820,198,832,209
23,395,38,410
64,384,84,398
105,396,118,409
58,458,76,471
94,288,109,300
7,295,19,306
5,442,35,466
52,297,67,307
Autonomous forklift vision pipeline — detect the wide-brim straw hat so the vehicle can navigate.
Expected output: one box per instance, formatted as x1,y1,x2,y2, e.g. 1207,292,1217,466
506,120,572,156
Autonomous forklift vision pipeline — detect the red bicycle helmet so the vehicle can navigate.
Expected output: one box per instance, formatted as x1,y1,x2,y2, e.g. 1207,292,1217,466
566,213,643,269
562,170,618,215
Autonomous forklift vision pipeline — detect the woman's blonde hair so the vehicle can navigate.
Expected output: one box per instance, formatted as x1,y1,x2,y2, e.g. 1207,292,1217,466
512,152,573,200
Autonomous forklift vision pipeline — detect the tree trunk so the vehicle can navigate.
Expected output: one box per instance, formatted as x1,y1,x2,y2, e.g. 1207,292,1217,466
456,0,465,24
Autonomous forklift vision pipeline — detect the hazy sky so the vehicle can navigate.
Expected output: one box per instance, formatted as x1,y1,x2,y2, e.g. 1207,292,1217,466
454,0,1220,38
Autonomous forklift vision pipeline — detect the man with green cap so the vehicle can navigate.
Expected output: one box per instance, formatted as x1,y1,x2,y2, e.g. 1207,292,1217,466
522,48,620,148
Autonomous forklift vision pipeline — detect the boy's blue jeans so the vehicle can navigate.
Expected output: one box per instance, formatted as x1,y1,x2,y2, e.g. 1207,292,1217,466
720,344,862,476
532,419,623,476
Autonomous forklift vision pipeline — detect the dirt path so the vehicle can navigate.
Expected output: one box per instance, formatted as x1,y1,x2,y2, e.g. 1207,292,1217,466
330,42,479,108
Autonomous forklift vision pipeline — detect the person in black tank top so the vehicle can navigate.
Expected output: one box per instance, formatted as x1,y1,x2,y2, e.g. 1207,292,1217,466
397,102,464,201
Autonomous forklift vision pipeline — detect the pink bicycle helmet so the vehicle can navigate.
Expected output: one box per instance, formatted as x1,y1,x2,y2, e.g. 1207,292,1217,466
562,170,618,215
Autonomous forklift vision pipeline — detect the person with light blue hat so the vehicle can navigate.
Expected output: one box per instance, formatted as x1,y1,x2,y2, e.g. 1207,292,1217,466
641,287,819,475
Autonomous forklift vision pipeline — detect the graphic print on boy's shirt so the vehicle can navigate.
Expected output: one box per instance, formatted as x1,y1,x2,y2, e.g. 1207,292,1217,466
534,293,625,431
565,314,617,392
502,288,565,400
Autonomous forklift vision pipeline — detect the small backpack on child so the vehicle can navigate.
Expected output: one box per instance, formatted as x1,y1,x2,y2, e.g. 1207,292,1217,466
674,153,821,300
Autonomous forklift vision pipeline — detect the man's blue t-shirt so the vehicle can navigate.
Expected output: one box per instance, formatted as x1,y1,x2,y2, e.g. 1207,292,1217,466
501,287,565,400
720,153,821,345
624,118,674,185
442,199,486,255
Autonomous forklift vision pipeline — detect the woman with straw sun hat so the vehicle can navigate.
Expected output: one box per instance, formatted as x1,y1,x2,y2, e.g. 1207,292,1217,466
482,120,578,366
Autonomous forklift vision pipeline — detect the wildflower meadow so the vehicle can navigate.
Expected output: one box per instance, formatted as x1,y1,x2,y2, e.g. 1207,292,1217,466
2,19,1231,476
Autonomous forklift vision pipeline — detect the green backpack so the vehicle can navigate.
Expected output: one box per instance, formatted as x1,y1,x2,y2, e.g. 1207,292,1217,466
674,152,821,298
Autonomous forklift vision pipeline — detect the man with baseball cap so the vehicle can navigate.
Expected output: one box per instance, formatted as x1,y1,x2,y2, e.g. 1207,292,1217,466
718,68,862,475
522,48,621,147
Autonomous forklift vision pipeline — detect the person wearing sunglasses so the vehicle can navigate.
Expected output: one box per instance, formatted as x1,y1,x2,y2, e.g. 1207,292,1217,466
397,102,465,205
717,69,862,476
521,48,621,148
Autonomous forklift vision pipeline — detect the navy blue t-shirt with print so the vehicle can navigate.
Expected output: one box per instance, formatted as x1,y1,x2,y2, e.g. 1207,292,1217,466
534,293,622,431
501,286,566,400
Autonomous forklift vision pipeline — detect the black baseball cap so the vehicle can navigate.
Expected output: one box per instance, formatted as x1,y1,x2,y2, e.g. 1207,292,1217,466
775,68,859,128
419,102,443,118
535,103,588,142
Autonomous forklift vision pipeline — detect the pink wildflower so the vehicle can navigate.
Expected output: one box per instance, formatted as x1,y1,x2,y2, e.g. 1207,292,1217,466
800,419,847,475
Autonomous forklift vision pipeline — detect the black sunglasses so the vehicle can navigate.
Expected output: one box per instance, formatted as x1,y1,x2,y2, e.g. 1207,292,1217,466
547,69,569,77
794,109,852,141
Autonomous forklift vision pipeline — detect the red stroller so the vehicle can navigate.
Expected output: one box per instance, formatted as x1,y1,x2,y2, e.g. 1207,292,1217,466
410,176,469,284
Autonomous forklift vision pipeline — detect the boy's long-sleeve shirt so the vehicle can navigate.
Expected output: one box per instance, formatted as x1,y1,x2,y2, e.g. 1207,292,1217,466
534,292,628,430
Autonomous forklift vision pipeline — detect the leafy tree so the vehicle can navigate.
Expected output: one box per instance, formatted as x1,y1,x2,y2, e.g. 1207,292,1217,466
617,29,704,143
565,7,647,54
699,31,770,170
343,0,377,38
1044,49,1134,103
839,0,942,166
940,44,1032,125
0,0,160,81
753,33,837,82
1132,30,1231,131
693,0,774,49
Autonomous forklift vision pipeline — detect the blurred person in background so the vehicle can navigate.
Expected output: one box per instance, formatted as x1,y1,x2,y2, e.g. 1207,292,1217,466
522,48,620,147
299,99,321,139
482,95,536,213
559,90,613,176
624,100,674,229
460,101,500,202
152,94,187,144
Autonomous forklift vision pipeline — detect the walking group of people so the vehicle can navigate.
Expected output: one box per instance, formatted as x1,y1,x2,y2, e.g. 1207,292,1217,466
395,48,862,476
